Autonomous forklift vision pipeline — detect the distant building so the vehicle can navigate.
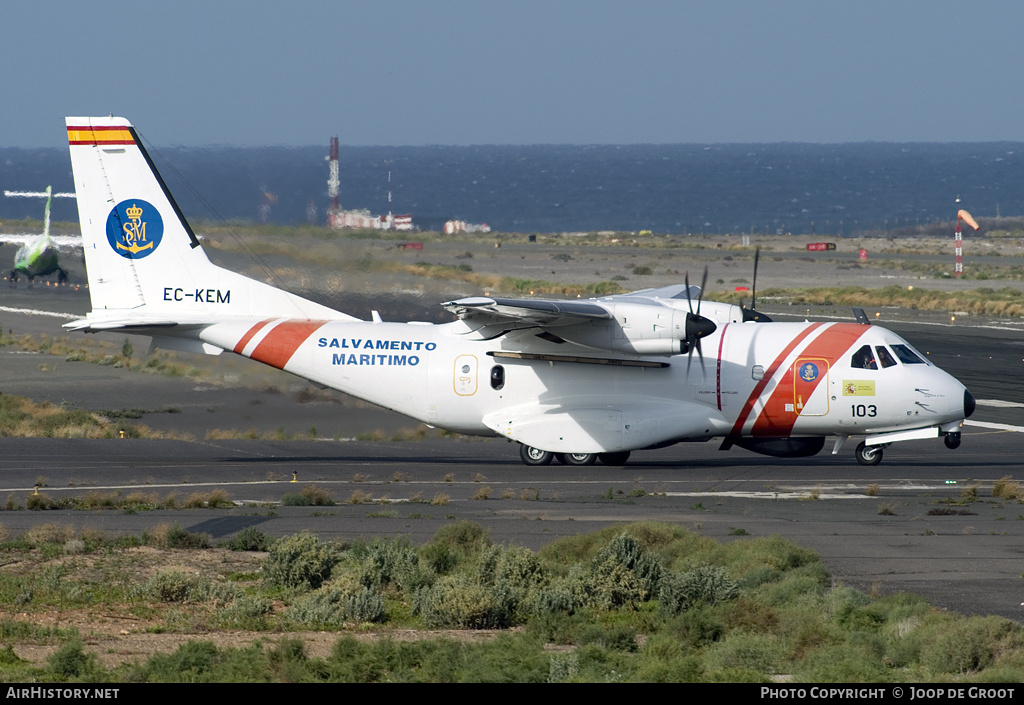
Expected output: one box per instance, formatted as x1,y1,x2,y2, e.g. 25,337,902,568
444,220,491,234
326,136,414,231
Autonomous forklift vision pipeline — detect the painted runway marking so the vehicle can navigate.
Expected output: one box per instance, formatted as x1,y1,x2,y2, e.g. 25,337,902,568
0,305,75,319
966,420,1024,433
976,399,1024,408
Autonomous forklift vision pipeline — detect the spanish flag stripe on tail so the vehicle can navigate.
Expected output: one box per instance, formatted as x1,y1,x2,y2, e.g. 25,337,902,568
67,126,135,146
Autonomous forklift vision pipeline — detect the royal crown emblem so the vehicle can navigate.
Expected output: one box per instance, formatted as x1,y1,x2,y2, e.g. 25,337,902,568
106,199,163,259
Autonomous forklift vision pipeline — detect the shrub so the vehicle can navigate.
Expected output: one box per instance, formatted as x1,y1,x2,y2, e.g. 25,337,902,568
430,521,491,554
222,526,270,552
147,523,211,549
216,595,274,629
143,569,236,604
357,538,426,592
660,565,739,615
414,574,519,629
289,586,386,626
263,533,341,590
47,639,96,679
587,532,664,609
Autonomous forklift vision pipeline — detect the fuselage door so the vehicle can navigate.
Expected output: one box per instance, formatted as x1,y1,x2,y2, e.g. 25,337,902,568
793,357,829,416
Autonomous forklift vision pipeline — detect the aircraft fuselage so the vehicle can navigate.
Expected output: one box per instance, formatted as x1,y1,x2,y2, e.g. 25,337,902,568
198,316,969,455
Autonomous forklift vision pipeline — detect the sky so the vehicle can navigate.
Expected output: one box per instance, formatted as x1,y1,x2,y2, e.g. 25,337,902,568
5,0,1024,148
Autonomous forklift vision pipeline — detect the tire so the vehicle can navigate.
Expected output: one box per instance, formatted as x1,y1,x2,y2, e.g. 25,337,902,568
855,441,883,466
561,452,596,466
597,451,631,466
520,445,553,466
944,432,961,449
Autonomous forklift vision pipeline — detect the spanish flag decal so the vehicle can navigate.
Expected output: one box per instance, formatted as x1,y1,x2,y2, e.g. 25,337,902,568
67,125,135,146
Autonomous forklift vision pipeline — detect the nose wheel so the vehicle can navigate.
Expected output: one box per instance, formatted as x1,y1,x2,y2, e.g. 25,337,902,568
855,441,883,466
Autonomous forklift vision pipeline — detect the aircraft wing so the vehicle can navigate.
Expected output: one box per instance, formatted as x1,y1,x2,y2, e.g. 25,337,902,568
442,296,611,328
442,285,701,328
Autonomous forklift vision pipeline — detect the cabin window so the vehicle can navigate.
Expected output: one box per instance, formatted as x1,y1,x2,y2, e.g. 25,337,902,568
875,346,897,368
490,365,505,390
851,345,877,370
751,365,764,381
891,344,926,365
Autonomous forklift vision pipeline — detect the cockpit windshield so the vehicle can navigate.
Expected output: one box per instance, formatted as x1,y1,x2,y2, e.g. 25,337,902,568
851,341,927,369
891,343,926,365
875,346,897,368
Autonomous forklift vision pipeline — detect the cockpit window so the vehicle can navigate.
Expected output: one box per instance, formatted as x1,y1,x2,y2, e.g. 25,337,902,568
891,344,926,364
851,345,877,369
875,346,897,368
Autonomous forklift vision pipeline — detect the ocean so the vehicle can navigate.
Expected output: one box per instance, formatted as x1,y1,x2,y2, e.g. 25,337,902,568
3,142,1023,235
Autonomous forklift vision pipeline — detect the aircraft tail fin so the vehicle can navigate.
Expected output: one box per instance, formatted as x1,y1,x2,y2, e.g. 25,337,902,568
65,116,351,325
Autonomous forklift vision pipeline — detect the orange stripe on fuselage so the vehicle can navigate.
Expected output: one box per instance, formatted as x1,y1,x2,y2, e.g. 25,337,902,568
729,322,824,437
749,323,868,436
233,320,273,354
66,126,135,146
249,320,327,370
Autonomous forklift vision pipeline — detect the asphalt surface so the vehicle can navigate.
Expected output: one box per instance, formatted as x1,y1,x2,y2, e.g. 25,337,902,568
2,281,1024,622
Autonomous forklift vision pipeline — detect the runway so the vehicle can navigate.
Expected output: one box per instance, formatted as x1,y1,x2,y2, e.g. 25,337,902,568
1,283,1023,622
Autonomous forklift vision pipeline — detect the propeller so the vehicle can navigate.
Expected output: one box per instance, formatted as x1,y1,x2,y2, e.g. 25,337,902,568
684,266,717,375
741,246,773,322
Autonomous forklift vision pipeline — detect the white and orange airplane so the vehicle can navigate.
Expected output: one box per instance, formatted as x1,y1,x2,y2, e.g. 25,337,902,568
63,116,975,467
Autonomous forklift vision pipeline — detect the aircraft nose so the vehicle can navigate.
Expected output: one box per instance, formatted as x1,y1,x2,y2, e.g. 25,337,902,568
964,389,976,418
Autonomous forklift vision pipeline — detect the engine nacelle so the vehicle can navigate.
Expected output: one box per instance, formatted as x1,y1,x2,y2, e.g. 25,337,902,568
555,300,744,356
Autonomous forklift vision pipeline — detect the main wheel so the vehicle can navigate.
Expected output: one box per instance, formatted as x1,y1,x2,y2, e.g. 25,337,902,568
561,452,596,466
855,441,883,466
944,432,961,449
520,445,553,466
597,451,631,466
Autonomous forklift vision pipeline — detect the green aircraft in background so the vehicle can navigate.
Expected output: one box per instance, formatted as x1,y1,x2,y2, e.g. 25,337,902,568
5,186,72,284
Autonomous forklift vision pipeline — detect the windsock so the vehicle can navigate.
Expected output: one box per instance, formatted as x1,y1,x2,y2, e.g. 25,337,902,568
958,209,980,231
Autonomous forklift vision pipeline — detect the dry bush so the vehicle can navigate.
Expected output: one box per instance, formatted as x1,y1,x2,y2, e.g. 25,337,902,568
348,489,374,505
24,523,75,546
471,487,493,501
992,476,1023,501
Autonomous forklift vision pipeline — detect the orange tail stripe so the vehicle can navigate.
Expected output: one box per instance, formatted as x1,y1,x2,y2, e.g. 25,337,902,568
249,320,327,370
233,320,273,354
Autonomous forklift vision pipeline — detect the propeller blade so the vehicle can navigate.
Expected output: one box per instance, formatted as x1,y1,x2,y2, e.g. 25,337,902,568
741,246,774,322
683,267,717,378
684,270,694,316
751,246,759,311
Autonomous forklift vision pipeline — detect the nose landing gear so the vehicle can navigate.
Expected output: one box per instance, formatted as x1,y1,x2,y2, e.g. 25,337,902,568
855,441,883,466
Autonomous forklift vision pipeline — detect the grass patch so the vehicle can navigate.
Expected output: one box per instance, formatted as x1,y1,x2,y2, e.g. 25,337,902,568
0,521,1020,681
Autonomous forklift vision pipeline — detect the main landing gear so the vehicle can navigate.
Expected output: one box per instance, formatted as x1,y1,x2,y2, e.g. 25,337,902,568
518,445,630,467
